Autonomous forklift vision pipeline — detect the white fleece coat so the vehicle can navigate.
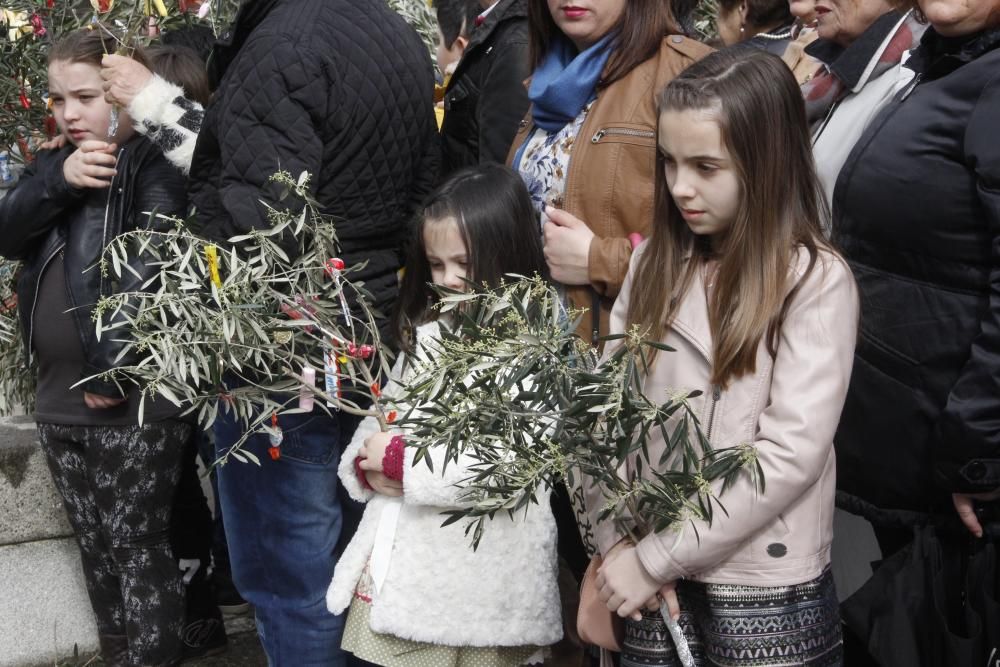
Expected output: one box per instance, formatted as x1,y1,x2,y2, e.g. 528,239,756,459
327,321,562,648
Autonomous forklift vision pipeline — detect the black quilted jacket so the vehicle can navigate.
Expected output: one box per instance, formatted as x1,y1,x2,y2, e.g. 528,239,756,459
0,138,188,398
440,0,530,178
189,0,440,326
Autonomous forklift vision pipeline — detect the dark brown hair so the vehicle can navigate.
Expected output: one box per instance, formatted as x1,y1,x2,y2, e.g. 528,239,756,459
628,49,831,388
146,45,211,105
527,0,686,87
436,0,480,48
393,164,547,350
717,0,792,33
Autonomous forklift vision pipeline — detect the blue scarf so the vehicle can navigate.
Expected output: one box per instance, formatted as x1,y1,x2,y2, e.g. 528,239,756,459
512,34,613,171
529,33,614,133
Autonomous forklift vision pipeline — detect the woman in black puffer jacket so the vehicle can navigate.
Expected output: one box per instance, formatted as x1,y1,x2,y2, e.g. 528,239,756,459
832,0,1000,551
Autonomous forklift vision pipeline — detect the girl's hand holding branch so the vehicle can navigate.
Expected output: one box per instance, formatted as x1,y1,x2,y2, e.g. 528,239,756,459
597,545,680,621
359,431,403,497
63,141,118,189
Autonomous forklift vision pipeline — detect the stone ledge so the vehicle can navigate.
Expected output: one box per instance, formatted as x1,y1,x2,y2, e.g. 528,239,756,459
1,537,98,667
0,416,72,547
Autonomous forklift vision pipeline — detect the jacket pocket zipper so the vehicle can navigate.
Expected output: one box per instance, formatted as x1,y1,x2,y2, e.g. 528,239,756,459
591,127,655,144
705,384,721,442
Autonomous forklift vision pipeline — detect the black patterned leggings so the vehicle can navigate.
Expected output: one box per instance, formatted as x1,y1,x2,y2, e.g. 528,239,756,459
38,421,191,667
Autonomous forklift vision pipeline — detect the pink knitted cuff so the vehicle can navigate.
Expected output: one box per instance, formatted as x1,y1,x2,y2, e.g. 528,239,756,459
382,435,405,482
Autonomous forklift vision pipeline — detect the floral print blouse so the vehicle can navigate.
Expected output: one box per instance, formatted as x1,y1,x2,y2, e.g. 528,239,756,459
516,102,593,232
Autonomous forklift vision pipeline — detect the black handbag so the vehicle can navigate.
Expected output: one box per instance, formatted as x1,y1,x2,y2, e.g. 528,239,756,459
842,521,1000,667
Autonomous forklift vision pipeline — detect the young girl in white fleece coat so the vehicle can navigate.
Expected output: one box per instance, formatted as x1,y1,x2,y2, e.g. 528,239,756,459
327,164,562,666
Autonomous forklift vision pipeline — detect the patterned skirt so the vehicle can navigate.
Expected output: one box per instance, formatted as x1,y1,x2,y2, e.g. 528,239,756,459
620,567,842,667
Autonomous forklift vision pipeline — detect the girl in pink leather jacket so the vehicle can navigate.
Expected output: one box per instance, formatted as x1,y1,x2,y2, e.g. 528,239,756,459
590,49,858,666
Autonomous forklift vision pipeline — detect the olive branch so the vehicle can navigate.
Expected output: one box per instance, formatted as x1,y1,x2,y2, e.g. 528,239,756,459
392,277,765,549
83,170,394,463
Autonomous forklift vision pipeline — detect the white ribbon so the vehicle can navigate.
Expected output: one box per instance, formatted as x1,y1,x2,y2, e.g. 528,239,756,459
369,499,402,594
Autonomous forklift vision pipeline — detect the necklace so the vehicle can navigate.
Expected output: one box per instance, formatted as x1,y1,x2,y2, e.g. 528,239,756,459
754,27,794,41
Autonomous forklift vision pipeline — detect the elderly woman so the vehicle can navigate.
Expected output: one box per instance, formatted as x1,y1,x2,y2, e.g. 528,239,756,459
802,0,926,212
833,0,1000,660
507,0,710,347
715,0,797,53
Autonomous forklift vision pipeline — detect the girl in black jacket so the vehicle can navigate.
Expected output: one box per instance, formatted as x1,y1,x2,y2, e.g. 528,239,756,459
0,30,191,666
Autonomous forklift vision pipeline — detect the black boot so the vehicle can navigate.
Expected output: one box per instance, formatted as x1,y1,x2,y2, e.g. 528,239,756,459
179,573,228,662
98,634,129,667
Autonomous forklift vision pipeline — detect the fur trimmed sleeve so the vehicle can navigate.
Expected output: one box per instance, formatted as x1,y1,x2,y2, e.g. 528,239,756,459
339,350,411,502
339,415,380,503
127,75,204,175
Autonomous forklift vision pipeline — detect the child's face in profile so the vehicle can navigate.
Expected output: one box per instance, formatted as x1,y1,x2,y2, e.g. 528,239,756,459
424,216,469,292
436,26,467,76
48,59,135,147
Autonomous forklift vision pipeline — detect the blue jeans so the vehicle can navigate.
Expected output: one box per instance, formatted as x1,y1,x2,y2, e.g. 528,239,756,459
215,407,351,666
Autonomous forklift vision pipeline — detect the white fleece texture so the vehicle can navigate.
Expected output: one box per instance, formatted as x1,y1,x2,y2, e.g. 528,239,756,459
328,321,562,647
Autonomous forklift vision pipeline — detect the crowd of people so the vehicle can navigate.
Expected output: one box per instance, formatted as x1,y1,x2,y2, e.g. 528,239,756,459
0,0,998,665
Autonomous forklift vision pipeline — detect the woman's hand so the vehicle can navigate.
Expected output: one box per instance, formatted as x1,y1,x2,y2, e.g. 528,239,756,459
100,54,152,108
63,141,118,189
596,544,665,621
953,488,1000,537
358,431,403,497
543,206,595,285
83,392,126,409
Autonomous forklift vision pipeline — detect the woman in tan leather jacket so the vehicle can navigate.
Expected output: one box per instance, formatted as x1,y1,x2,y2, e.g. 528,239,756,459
507,0,711,347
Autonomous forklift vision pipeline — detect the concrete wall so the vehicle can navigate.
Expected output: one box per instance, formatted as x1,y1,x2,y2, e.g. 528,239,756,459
0,416,98,667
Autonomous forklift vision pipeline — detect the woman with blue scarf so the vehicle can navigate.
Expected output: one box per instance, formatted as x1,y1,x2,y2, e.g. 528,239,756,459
507,0,710,348
506,1,710,663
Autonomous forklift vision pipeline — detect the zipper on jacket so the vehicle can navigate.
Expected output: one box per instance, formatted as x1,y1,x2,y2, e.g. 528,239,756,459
705,384,721,442
811,98,843,147
100,146,124,298
898,73,923,101
591,127,655,144
27,244,66,362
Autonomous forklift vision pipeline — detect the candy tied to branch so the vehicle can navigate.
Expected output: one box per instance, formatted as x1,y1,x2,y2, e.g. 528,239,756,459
1,9,32,41
347,342,373,359
204,244,223,289
324,346,342,409
29,14,46,37
299,365,316,411
268,411,283,460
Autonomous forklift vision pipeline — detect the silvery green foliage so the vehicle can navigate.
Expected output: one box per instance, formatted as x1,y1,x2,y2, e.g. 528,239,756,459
693,0,721,41
395,277,764,548
0,258,33,415
93,171,392,465
387,0,438,63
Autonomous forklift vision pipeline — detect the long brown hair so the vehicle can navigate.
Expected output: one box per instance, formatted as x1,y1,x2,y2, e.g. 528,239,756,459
527,0,686,87
627,49,829,388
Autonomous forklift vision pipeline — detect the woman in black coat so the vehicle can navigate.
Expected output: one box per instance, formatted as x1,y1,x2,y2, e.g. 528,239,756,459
833,0,1000,550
